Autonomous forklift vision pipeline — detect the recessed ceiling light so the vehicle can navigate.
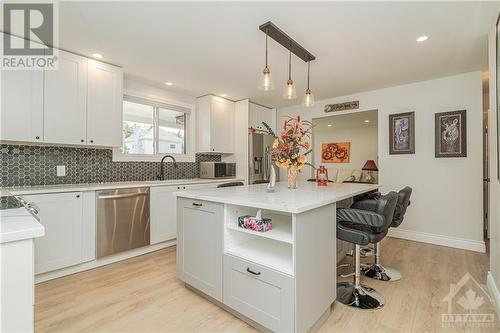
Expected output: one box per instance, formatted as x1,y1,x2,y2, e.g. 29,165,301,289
92,53,103,59
221,94,227,97
416,35,429,42
165,82,173,86
327,124,332,127
364,120,370,123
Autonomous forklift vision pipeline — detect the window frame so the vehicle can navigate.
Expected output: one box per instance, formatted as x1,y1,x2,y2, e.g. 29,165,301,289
113,90,196,162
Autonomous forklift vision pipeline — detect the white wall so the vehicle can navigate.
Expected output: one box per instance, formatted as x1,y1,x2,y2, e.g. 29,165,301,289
123,75,196,106
277,71,484,252
487,8,500,304
312,113,378,178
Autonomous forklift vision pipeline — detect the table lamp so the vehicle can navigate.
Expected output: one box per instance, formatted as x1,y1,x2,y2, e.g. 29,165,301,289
362,160,378,183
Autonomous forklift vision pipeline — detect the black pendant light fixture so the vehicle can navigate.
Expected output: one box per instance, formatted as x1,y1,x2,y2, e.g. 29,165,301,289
258,28,274,91
283,47,296,100
258,21,316,103
302,60,314,107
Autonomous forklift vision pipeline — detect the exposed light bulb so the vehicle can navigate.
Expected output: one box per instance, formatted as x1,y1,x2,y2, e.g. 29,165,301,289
259,29,274,91
303,88,315,107
259,66,274,91
302,60,314,107
283,79,296,100
92,53,103,59
416,35,429,42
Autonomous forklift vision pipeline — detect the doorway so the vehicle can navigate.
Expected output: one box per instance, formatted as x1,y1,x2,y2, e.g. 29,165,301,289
311,110,379,183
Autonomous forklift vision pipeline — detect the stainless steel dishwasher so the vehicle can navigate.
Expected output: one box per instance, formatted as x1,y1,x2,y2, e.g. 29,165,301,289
96,187,150,258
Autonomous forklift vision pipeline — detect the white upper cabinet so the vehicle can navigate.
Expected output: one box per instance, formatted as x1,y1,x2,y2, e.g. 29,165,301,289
87,60,123,147
0,33,123,147
1,70,44,142
249,102,276,132
43,50,88,145
196,95,235,153
0,34,44,143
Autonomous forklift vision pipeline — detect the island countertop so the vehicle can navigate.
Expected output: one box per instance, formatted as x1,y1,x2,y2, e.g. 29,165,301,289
174,181,380,214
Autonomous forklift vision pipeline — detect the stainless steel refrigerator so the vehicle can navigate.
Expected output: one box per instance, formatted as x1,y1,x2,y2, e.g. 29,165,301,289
249,132,278,184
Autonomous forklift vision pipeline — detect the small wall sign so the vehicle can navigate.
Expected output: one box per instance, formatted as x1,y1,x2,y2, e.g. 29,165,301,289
324,101,359,113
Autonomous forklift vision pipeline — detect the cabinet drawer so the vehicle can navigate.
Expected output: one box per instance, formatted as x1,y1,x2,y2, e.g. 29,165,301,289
223,254,294,332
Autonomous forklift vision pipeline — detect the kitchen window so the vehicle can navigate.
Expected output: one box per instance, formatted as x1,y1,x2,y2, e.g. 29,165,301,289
115,95,193,161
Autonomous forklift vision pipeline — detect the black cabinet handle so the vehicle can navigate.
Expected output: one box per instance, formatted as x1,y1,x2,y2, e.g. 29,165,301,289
76,194,80,198
90,140,94,143
246,267,261,276
183,186,186,189
35,136,40,140
81,139,84,143
192,202,202,207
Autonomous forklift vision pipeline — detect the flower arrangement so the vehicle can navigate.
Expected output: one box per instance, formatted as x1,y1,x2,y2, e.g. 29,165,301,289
250,116,314,188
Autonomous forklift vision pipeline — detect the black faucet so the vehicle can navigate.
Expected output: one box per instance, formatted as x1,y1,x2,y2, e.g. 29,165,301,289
157,155,178,180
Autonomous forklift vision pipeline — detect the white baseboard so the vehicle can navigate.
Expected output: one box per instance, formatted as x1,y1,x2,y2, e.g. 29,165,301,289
35,240,176,283
487,271,500,317
388,228,485,253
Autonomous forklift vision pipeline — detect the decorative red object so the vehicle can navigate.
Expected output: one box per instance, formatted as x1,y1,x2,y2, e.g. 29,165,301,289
316,165,329,186
361,160,378,171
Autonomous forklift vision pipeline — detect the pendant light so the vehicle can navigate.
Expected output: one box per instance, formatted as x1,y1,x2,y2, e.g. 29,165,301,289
258,28,274,91
283,47,296,100
302,60,315,107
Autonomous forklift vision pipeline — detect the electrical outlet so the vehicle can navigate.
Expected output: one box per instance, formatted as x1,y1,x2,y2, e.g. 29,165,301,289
56,165,66,177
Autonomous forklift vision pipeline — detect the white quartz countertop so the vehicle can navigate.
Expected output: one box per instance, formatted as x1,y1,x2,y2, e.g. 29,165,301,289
0,207,45,244
2,178,244,195
174,181,380,214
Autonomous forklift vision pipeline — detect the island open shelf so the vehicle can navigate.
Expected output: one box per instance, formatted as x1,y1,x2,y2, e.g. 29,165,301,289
225,238,293,276
225,204,293,244
224,203,294,275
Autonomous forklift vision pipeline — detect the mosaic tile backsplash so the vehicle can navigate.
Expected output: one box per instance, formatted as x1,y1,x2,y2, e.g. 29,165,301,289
0,144,221,187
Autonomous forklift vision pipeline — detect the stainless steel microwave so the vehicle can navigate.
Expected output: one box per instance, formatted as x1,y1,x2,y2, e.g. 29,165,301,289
200,162,236,179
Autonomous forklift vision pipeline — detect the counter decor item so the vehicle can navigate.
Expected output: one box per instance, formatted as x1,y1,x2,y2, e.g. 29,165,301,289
316,165,329,186
361,160,378,183
238,209,272,232
250,116,313,189
267,165,277,192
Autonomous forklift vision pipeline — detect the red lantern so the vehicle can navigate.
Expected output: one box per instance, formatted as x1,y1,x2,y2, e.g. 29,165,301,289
316,165,328,186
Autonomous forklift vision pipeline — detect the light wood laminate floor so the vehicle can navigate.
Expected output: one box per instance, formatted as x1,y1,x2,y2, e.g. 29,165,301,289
35,238,498,332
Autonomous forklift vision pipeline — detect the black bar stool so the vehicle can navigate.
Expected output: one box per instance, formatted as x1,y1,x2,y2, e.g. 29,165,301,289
336,191,398,310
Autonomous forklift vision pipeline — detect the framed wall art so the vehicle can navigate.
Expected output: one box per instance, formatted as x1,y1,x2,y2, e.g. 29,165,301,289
389,112,415,154
321,142,350,163
435,110,467,158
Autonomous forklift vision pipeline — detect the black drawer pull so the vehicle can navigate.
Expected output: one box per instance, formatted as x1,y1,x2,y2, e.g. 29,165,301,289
192,203,202,207
246,267,261,276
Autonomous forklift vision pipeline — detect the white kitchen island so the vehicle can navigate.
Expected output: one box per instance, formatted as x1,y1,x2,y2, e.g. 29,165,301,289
175,182,379,332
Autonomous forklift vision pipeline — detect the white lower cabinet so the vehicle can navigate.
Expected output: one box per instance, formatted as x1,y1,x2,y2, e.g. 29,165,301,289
151,182,230,244
223,254,294,332
150,185,178,244
23,192,84,274
176,198,223,301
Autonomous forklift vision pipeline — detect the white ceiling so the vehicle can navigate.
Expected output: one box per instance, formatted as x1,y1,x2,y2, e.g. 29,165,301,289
56,1,497,108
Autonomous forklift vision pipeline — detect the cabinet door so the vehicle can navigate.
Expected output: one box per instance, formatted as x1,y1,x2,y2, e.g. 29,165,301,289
177,198,223,301
223,254,294,332
150,185,177,244
23,192,83,274
87,60,123,147
210,98,234,153
44,50,87,145
0,70,44,142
